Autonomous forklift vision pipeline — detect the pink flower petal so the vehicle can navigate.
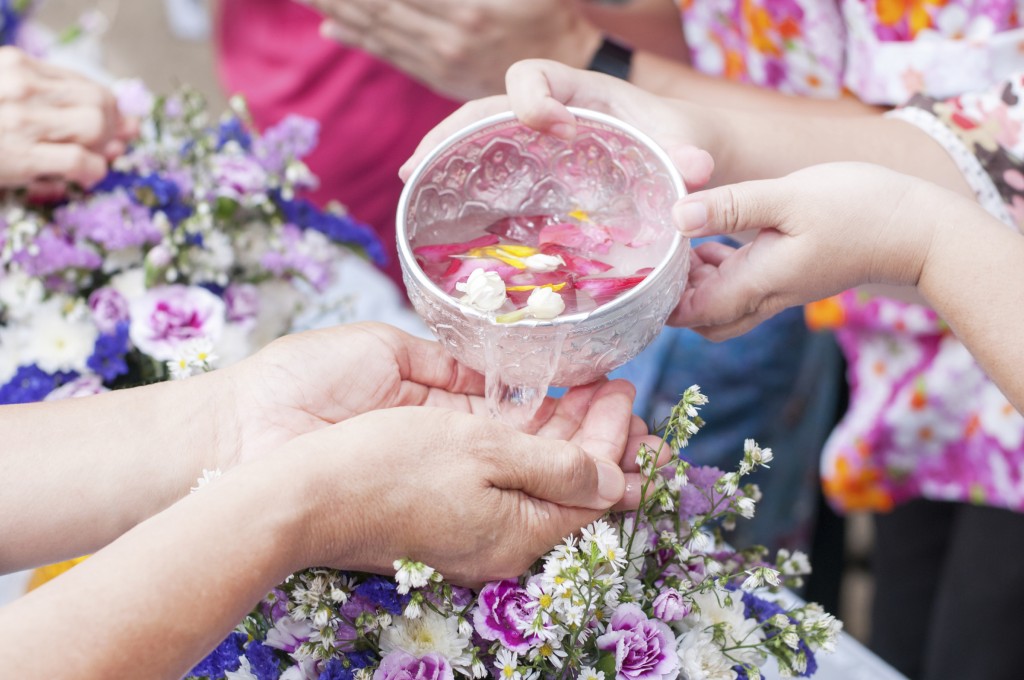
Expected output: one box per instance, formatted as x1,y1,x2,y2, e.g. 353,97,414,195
485,215,555,244
539,244,613,276
414,234,500,265
575,275,647,301
538,222,613,254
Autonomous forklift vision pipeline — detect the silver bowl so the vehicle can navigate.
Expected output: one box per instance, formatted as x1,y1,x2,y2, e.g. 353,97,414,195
397,108,688,420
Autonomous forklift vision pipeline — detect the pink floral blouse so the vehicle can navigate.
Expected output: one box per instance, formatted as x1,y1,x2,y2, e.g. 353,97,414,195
678,0,1024,512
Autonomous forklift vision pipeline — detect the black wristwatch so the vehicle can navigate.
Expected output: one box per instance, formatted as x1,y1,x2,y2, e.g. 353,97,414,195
586,37,633,81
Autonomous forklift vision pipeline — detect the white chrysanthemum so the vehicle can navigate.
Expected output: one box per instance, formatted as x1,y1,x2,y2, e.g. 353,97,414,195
580,667,605,680
527,637,567,669
0,270,45,321
495,649,522,680
676,631,735,680
379,609,473,672
25,298,98,374
680,588,766,666
456,268,507,312
581,519,625,570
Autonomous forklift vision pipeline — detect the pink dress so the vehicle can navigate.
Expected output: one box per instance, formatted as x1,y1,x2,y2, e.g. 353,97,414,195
679,0,1024,512
215,0,459,284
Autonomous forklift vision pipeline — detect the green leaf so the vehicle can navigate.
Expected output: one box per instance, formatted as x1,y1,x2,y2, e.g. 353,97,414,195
596,653,618,679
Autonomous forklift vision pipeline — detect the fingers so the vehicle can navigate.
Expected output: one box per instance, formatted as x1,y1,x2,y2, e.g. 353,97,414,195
569,380,637,465
368,324,487,397
670,144,715,192
500,433,625,510
505,59,579,140
673,179,786,239
21,143,108,188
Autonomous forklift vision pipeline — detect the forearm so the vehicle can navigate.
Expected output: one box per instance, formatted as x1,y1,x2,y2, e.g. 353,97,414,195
0,371,231,571
704,110,974,198
0,458,309,679
918,202,1024,412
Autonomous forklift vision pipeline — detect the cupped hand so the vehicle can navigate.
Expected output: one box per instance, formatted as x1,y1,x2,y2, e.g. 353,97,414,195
0,47,137,195
307,0,601,102
294,406,635,585
400,59,716,190
219,322,663,505
667,162,945,339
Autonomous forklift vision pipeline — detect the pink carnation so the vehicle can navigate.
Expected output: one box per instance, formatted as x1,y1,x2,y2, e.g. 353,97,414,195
128,285,225,361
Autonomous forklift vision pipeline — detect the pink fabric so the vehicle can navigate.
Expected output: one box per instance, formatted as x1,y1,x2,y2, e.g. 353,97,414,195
215,0,460,283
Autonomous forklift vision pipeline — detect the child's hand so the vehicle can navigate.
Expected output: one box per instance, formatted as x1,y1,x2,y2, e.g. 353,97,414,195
667,162,963,339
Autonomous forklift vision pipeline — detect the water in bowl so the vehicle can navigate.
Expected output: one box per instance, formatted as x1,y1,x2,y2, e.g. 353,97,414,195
410,208,673,429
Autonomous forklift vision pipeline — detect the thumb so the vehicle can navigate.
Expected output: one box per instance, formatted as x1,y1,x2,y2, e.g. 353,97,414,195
503,437,625,511
672,178,785,239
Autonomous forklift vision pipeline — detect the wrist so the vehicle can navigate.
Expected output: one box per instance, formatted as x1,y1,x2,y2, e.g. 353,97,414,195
559,20,605,71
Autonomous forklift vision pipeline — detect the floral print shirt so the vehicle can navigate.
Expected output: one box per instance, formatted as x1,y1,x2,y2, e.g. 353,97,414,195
679,0,1024,512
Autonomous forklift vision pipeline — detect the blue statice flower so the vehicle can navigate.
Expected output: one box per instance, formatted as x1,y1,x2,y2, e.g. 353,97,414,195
798,639,818,677
244,641,282,680
318,658,355,680
217,117,253,152
733,666,750,680
0,365,78,405
187,631,246,679
276,195,387,267
86,322,130,382
0,0,27,47
135,173,193,225
740,590,788,623
354,575,408,615
346,650,378,670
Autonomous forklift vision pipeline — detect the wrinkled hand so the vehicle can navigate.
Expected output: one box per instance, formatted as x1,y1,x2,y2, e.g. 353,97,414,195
401,59,716,190
296,405,637,585
303,0,601,101
668,162,943,339
219,322,662,506
0,47,136,196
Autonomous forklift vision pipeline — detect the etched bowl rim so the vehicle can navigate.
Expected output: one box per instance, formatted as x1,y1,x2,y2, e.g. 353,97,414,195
396,107,687,327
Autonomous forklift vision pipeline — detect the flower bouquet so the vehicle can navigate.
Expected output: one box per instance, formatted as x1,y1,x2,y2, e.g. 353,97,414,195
0,84,385,403
186,387,841,680
0,0,32,46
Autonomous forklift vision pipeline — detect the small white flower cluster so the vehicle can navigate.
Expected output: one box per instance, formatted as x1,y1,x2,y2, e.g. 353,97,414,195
167,337,219,380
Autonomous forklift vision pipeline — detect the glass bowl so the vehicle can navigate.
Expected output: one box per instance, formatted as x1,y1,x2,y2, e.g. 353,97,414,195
397,108,688,425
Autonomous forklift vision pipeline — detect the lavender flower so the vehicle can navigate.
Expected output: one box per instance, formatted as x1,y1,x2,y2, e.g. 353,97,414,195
254,115,320,174
373,652,453,680
55,191,161,252
678,466,727,519
13,227,102,278
596,604,678,680
472,580,538,653
113,78,155,118
211,154,269,203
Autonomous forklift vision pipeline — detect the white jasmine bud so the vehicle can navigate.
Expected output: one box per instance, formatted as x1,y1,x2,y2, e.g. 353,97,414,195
522,253,564,273
525,286,565,319
456,268,507,312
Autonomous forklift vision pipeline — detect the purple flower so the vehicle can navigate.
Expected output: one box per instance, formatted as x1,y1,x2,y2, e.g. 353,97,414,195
319,659,355,680
114,79,155,118
472,580,538,653
354,576,408,616
372,652,453,680
652,589,691,622
224,283,260,322
89,287,131,334
596,604,678,680
678,466,727,520
13,228,102,278
55,191,161,251
260,224,332,292
128,285,225,361
255,115,320,174
211,154,268,202
43,375,109,401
